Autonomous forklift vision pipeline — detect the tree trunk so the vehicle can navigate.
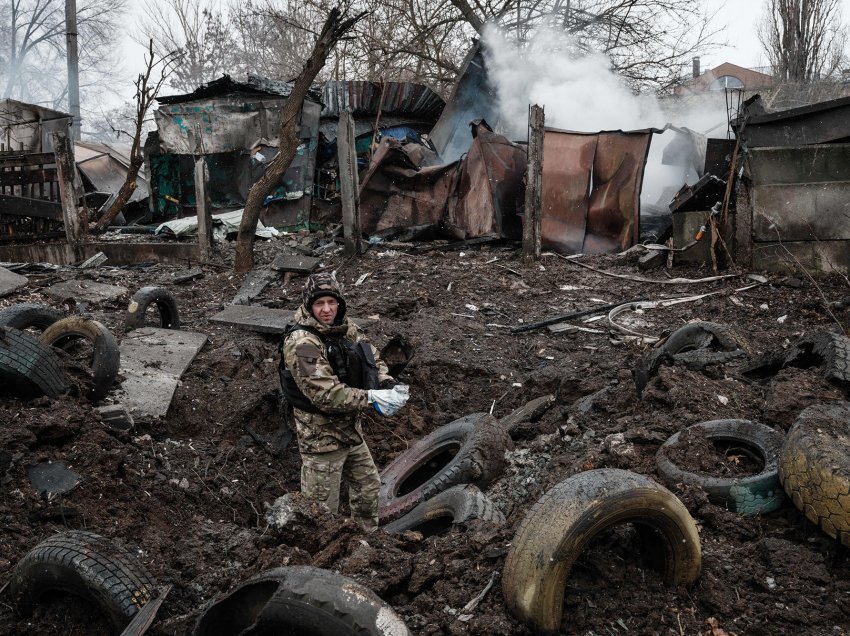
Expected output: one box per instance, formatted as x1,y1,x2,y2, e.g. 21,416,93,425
233,7,364,274
449,0,485,34
95,153,143,231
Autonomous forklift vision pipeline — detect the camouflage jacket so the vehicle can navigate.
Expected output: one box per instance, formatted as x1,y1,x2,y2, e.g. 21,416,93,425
282,306,392,454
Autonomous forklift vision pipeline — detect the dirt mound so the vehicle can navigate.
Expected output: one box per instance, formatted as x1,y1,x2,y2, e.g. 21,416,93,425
2,239,850,634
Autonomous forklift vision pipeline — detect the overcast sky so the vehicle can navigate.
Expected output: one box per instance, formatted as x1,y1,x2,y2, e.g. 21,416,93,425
108,0,844,106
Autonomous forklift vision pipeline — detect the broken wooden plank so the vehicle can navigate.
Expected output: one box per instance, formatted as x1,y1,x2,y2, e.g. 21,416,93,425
0,266,28,297
338,111,363,256
209,304,374,335
79,252,108,269
194,157,214,261
523,104,544,260
116,327,207,421
0,194,63,220
44,280,127,303
231,268,279,305
270,254,320,274
414,235,503,253
498,394,555,433
52,131,87,260
171,268,205,284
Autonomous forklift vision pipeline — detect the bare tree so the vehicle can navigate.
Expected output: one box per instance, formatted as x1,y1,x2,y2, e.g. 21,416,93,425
1,0,127,104
138,0,235,92
94,40,177,231
759,0,847,82
233,6,366,273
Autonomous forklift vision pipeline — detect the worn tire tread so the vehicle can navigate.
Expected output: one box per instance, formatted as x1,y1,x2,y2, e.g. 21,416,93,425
0,326,68,398
779,402,850,546
10,530,156,629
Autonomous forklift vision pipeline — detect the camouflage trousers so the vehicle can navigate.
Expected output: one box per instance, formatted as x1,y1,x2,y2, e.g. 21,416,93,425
300,441,380,529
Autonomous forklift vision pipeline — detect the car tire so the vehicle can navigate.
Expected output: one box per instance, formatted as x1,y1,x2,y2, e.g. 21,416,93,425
193,565,409,636
502,468,701,634
9,530,157,632
40,317,120,402
0,303,63,332
656,419,785,515
384,484,505,535
378,413,510,524
0,326,68,398
779,402,850,546
635,321,749,393
125,286,180,331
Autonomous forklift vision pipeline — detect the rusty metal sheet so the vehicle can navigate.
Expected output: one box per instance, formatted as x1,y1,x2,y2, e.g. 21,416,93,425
541,132,597,254
448,123,526,238
358,138,459,235
586,131,652,253
541,129,652,254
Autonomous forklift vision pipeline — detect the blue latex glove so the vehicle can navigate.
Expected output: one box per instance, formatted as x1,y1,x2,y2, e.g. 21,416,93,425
368,385,409,416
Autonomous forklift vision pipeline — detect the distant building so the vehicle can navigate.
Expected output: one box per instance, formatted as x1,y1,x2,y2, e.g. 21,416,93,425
674,59,775,96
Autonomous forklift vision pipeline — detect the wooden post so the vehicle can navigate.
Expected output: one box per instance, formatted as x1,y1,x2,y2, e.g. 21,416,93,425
523,104,544,260
52,130,86,260
338,110,361,256
194,156,213,261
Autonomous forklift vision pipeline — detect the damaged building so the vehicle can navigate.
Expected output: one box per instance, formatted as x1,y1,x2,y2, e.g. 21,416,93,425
0,99,148,241
146,75,445,230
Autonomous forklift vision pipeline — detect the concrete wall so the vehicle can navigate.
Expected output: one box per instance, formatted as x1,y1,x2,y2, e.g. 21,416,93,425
739,144,850,274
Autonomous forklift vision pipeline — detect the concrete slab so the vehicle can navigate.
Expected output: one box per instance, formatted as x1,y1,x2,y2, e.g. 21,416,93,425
232,268,278,306
210,304,295,334
209,304,374,335
271,254,319,274
116,327,207,421
45,279,127,303
0,266,27,297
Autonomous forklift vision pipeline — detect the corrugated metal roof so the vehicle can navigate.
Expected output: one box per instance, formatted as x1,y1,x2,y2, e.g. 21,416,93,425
320,81,444,122
158,74,321,105
75,141,148,201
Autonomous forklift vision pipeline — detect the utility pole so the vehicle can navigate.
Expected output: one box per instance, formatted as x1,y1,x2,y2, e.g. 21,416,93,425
65,0,81,140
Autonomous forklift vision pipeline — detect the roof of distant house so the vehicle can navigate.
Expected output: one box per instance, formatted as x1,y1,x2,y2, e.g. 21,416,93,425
676,62,775,94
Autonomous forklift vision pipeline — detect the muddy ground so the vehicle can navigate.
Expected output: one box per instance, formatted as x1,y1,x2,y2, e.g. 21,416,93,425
1,232,850,635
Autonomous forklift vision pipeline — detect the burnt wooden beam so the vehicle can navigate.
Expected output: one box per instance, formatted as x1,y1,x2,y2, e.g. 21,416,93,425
0,195,63,219
523,104,544,260
52,131,87,260
194,156,213,261
0,153,56,168
338,110,362,256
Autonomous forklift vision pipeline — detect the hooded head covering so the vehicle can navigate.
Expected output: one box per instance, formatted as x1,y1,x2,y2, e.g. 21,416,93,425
302,272,347,324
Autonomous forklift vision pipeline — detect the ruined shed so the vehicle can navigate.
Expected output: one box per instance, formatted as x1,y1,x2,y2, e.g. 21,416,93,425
1,100,73,239
734,95,850,274
147,75,322,229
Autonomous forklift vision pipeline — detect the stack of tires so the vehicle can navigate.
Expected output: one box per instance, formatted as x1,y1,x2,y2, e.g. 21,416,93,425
377,412,512,535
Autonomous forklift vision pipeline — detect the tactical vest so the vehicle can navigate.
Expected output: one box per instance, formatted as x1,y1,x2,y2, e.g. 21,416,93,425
278,323,379,415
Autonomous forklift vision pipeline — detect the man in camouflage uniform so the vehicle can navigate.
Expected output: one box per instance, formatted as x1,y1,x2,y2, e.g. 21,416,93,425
281,272,409,529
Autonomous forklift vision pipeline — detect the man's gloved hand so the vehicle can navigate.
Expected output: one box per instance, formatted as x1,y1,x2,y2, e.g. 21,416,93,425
368,385,410,416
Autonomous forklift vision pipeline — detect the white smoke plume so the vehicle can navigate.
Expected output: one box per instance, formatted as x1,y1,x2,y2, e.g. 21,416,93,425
482,25,731,210
483,25,665,136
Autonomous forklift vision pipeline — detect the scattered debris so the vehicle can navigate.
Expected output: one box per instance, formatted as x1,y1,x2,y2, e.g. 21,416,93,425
79,252,108,269
27,461,82,498
0,267,28,297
